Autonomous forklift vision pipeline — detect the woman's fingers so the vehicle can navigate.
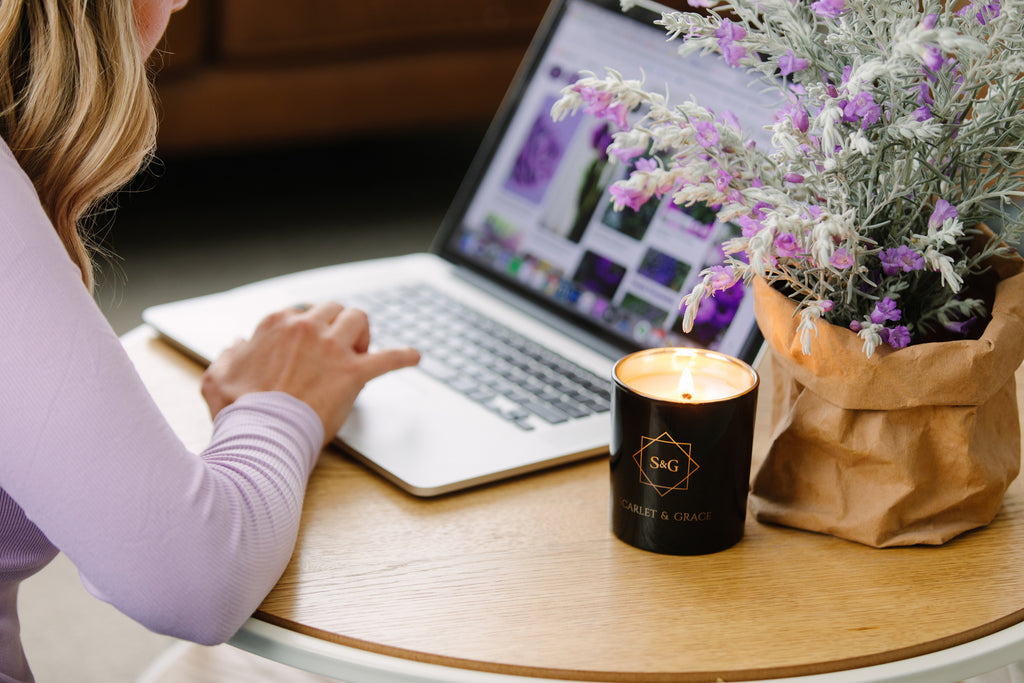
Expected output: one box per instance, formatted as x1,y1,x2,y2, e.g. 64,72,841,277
329,306,372,352
305,301,345,326
358,346,421,383
201,300,420,445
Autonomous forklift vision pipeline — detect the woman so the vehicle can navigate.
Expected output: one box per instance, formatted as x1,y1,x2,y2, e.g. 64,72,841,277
0,1,419,680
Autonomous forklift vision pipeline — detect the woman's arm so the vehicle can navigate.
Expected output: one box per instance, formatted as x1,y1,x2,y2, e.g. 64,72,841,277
0,148,415,643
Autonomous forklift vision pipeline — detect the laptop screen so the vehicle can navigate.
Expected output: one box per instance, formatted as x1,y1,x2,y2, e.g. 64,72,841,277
437,0,778,362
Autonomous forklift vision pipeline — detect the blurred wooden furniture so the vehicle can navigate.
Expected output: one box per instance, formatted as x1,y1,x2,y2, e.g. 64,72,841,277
150,0,700,154
151,0,550,153
124,324,1024,682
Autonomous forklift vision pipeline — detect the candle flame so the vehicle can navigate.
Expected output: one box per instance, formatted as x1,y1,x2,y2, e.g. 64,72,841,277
678,366,695,401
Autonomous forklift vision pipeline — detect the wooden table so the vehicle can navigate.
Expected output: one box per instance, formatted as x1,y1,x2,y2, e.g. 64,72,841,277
125,327,1024,682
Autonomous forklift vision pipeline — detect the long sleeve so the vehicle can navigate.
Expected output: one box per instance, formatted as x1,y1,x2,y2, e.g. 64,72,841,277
72,393,323,644
0,137,324,666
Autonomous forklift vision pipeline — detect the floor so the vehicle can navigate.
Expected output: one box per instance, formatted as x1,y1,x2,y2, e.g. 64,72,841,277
17,128,482,683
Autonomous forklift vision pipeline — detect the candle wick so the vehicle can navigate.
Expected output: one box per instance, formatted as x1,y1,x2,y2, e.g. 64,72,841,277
681,392,693,401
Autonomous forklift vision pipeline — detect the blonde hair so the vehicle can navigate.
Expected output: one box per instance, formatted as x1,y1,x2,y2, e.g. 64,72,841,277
0,0,158,291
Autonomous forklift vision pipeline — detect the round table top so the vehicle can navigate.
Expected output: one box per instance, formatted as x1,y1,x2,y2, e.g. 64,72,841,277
126,327,1024,682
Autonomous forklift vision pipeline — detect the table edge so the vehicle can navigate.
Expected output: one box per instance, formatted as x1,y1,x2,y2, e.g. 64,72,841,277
232,617,1024,683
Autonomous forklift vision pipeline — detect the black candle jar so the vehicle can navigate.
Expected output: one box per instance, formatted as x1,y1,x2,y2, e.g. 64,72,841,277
611,348,759,555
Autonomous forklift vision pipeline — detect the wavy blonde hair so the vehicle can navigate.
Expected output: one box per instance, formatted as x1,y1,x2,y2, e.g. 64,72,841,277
0,0,158,291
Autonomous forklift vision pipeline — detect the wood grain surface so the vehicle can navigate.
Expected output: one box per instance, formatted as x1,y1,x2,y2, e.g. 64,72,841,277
126,328,1024,682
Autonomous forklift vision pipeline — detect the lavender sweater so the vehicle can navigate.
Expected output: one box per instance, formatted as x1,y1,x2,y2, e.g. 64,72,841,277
0,140,324,682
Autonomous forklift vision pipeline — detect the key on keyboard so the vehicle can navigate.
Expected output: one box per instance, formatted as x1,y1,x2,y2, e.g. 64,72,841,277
347,284,611,431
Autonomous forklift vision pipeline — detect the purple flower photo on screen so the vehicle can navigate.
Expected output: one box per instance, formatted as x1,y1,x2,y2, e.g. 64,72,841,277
638,248,692,292
572,250,627,299
665,200,717,240
600,191,657,240
677,279,746,348
620,293,670,326
505,95,582,204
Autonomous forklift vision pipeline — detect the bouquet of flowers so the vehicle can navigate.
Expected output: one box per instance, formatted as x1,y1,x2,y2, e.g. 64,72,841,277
552,0,1024,356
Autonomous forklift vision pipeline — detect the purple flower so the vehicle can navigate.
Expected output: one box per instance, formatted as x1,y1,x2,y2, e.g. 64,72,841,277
792,106,810,133
575,85,629,129
716,168,732,191
774,233,803,257
945,315,978,336
693,120,720,148
921,13,939,30
575,85,607,107
715,19,747,44
811,0,846,17
928,199,958,230
609,184,648,212
879,245,925,275
912,106,933,121
778,50,810,76
783,172,805,184
849,320,862,332
842,92,882,129
917,82,934,106
721,110,741,132
720,42,747,68
923,46,945,72
714,20,749,67
980,1,1001,24
707,265,737,292
736,215,764,237
888,326,911,349
778,102,810,133
870,297,902,324
610,144,645,164
961,0,1001,24
634,157,659,173
607,104,629,130
830,248,855,269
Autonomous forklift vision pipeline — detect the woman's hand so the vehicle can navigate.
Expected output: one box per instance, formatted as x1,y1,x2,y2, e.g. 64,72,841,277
200,302,420,443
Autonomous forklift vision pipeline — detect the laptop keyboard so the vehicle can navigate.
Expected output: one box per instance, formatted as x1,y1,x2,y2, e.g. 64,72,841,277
347,284,611,431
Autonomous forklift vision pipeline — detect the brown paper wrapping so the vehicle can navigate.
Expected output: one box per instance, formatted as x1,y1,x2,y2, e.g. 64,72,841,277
750,251,1024,547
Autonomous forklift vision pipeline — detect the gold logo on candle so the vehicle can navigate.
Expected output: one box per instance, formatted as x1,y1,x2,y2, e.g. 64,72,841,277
632,432,699,497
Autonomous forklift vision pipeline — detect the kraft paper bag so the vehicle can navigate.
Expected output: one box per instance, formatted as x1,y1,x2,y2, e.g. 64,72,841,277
749,250,1024,548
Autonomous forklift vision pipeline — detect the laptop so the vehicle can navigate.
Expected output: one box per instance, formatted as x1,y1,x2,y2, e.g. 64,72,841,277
143,0,776,496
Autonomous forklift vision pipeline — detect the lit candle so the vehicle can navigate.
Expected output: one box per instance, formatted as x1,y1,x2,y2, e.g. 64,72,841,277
616,348,755,403
610,347,759,555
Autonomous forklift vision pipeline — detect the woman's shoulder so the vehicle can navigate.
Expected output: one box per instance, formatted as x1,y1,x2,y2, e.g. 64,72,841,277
0,135,41,203
0,135,61,254
0,135,52,224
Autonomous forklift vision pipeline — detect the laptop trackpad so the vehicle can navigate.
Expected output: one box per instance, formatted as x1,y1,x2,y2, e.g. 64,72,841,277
337,367,527,494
